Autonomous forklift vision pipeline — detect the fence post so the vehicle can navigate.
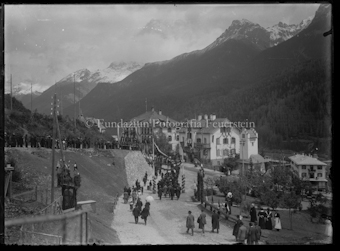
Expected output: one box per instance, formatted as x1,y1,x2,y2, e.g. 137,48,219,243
35,186,38,201
80,213,83,244
85,212,88,244
62,217,67,244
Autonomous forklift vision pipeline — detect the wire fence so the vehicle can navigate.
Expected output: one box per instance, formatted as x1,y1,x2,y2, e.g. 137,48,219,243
5,209,90,245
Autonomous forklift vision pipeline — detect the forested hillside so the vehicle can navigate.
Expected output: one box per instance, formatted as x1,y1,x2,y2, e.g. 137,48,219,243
4,94,110,144
176,58,332,155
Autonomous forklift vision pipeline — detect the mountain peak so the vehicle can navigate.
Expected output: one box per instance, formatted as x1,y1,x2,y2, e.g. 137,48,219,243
231,19,255,27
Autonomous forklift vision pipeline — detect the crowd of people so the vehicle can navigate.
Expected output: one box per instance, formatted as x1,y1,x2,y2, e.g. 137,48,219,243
4,132,118,150
230,204,282,245
156,167,181,200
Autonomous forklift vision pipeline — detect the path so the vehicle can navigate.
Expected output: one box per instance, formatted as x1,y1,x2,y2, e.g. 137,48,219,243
111,163,236,245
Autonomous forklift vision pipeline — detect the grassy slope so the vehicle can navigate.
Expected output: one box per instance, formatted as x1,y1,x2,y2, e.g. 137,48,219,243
5,147,132,244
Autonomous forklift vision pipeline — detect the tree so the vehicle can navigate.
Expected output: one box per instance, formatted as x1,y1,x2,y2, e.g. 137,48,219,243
154,131,172,156
281,192,301,230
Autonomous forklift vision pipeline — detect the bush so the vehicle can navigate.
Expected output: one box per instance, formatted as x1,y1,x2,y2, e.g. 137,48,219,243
12,169,22,182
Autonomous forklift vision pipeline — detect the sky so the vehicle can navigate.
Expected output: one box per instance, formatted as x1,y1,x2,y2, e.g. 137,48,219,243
4,3,320,94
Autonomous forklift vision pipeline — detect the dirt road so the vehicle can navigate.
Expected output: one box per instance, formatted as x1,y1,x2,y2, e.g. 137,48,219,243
111,164,237,245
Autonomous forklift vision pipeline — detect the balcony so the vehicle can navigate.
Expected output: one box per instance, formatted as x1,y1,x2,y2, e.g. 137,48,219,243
194,142,210,149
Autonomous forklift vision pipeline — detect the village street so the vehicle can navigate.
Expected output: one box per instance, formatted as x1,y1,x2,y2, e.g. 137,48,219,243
111,163,237,245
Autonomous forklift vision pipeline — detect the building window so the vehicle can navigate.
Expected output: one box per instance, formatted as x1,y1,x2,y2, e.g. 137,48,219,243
242,134,245,138
302,165,306,170
212,135,214,143
317,166,322,170
168,136,172,142
216,138,220,145
223,138,228,144
317,173,322,177
230,149,235,155
217,149,220,156
231,137,236,144
168,128,172,133
197,138,201,143
182,137,184,142
204,138,207,144
302,173,307,178
252,142,254,146
176,135,179,141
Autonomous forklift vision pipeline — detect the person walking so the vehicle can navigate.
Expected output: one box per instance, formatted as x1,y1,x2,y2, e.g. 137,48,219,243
233,215,243,241
198,209,207,235
186,211,195,236
265,208,273,230
158,187,163,200
140,206,150,225
247,222,257,245
237,221,248,244
136,197,143,211
274,211,282,231
132,206,141,224
254,221,262,245
211,210,220,233
250,203,257,223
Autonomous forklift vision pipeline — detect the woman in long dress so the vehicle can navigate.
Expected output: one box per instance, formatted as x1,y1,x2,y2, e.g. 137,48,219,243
274,211,282,231
265,208,273,230
258,208,266,229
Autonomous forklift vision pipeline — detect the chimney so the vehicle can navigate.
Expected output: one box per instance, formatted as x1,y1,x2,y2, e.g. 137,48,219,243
204,114,208,120
313,153,318,159
159,110,162,115
197,114,202,121
210,114,216,121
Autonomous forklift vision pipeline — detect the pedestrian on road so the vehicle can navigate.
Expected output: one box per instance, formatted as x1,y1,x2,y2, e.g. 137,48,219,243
250,203,257,223
274,211,282,231
136,198,143,211
233,215,243,241
198,209,207,235
247,222,257,245
211,210,220,233
132,206,141,224
237,221,248,244
186,211,195,236
141,206,150,225
158,188,163,200
254,221,262,245
132,189,137,204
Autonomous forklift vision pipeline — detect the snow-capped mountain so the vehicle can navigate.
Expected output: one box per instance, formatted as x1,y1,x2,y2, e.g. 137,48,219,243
88,61,143,84
136,19,191,39
58,68,92,84
30,61,143,114
205,16,313,51
266,16,313,46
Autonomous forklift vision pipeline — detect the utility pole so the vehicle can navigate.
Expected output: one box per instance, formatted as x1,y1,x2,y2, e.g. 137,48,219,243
152,135,155,175
51,93,57,203
10,74,12,111
31,82,32,113
74,74,76,129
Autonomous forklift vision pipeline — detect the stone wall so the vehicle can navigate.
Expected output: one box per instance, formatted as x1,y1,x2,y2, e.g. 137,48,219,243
124,151,153,187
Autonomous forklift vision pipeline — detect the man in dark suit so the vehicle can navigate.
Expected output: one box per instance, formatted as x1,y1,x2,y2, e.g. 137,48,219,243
250,203,257,223
211,211,220,233
247,222,257,245
254,221,262,245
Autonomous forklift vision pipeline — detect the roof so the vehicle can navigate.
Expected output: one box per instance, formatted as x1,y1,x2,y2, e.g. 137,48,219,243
237,154,269,164
130,109,178,125
242,128,257,138
289,154,327,166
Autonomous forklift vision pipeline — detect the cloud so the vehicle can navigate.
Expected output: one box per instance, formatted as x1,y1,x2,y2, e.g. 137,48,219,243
5,4,320,92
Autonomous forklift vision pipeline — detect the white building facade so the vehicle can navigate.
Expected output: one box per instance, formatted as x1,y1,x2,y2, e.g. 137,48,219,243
289,154,328,192
178,114,258,166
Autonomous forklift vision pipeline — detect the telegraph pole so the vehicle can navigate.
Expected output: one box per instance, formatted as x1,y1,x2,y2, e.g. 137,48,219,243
74,74,76,129
10,74,12,111
51,93,57,203
30,82,32,112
